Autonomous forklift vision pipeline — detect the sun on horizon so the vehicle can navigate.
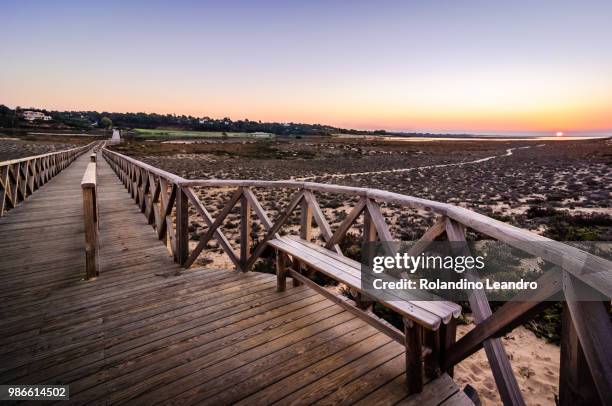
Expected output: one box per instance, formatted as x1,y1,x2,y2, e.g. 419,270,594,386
1,1,612,134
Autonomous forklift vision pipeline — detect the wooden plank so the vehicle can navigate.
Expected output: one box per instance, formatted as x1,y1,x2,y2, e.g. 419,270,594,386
22,286,314,397
440,390,475,406
177,318,378,405
311,354,406,405
152,312,361,405
289,268,405,343
240,190,252,265
394,373,462,406
104,300,340,404
263,340,404,405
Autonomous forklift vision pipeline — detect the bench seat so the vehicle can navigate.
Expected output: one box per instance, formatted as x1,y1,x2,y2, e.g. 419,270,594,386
268,235,461,331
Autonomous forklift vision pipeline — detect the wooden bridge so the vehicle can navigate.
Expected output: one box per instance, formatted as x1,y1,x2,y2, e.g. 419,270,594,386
0,142,610,405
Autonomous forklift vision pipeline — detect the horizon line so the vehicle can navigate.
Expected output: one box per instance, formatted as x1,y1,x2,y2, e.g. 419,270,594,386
3,102,612,137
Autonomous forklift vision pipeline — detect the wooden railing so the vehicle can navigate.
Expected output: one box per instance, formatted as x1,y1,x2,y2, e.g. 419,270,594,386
102,147,611,405
81,153,99,280
0,142,94,216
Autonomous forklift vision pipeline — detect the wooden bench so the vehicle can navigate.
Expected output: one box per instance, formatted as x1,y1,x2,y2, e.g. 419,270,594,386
268,235,462,395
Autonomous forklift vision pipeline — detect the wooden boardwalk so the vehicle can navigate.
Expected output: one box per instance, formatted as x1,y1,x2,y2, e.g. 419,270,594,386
0,153,471,404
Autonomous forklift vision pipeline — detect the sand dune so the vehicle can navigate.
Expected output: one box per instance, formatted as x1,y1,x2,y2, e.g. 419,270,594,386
455,323,560,405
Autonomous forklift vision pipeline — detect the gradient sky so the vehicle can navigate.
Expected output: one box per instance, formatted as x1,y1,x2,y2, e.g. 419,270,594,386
1,0,612,134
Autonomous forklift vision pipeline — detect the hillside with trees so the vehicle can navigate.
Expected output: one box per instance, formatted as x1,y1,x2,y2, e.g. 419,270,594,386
0,105,387,136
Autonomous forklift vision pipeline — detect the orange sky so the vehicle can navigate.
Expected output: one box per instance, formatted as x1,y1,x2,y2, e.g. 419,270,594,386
2,1,612,135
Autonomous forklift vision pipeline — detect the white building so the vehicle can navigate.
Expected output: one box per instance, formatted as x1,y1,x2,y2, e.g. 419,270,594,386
22,111,52,121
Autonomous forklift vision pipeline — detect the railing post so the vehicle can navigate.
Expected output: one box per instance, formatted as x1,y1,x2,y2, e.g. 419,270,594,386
240,188,252,267
559,303,601,405
290,196,314,286
81,161,98,280
560,274,612,405
362,208,378,270
354,208,377,310
300,197,312,241
175,185,189,266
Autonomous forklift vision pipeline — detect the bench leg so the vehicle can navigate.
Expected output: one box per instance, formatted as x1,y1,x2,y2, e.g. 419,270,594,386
276,249,286,292
404,318,424,394
441,318,457,377
424,328,441,380
292,258,303,287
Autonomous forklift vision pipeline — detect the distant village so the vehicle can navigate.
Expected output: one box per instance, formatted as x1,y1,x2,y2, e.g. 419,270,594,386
21,110,53,122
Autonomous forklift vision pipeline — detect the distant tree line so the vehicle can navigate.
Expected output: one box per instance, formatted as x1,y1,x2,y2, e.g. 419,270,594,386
0,105,388,136
0,105,18,128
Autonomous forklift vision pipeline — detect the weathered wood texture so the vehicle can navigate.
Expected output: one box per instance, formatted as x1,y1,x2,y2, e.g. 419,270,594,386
269,236,461,331
100,147,611,405
560,274,612,404
81,159,99,279
0,152,92,290
0,142,93,216
445,219,525,406
104,149,612,298
0,153,471,405
3,145,609,404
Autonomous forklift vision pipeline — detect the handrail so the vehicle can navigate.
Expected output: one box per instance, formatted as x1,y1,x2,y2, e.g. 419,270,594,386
0,141,95,216
102,147,185,183
102,147,612,296
0,142,96,166
81,153,98,279
101,145,611,405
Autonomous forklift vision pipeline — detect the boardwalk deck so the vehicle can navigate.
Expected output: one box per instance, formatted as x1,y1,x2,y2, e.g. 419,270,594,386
0,153,471,404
